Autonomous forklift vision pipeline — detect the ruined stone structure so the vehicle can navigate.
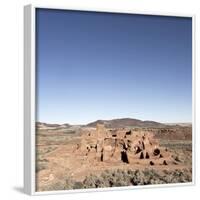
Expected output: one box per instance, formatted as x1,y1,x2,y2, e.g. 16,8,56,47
76,124,175,166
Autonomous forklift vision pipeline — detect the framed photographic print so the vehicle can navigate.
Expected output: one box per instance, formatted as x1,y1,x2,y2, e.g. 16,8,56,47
24,4,195,195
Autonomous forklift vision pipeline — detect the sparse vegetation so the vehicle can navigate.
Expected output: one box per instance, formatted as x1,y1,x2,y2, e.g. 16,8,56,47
36,160,49,172
36,165,46,173
79,169,192,189
38,168,192,191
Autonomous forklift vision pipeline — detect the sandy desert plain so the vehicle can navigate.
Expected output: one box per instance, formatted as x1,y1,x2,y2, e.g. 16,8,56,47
35,118,192,191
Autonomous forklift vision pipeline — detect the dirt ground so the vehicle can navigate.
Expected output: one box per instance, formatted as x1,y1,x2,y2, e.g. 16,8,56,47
35,125,192,191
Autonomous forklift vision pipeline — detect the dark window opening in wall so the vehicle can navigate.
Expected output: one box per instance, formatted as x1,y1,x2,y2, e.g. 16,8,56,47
121,151,129,163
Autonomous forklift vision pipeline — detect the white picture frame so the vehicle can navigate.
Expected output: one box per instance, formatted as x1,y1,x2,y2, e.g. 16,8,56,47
24,4,196,195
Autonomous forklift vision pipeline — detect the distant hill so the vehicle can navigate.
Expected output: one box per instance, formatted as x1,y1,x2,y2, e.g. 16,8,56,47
37,119,192,129
164,123,192,127
86,118,166,128
36,122,71,129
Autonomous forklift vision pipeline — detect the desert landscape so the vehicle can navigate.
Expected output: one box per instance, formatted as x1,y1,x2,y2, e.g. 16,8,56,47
35,118,192,191
35,9,192,192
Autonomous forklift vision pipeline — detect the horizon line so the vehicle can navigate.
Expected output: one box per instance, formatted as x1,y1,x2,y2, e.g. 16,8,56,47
36,117,192,125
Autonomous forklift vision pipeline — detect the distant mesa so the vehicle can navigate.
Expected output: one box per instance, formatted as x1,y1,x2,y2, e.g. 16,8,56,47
36,122,71,130
86,118,166,128
36,118,192,130
37,122,62,127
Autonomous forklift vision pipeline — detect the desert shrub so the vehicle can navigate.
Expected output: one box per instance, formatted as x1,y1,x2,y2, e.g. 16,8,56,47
39,178,74,191
81,168,192,189
64,178,74,189
161,169,192,183
83,174,99,188
40,168,192,191
50,182,65,191
42,181,66,191
73,181,84,189
36,161,48,172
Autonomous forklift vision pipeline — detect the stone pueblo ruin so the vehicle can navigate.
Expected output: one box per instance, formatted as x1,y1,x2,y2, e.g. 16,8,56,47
77,124,173,166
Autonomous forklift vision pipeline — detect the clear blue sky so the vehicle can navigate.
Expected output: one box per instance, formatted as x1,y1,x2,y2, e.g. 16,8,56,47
36,8,192,124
